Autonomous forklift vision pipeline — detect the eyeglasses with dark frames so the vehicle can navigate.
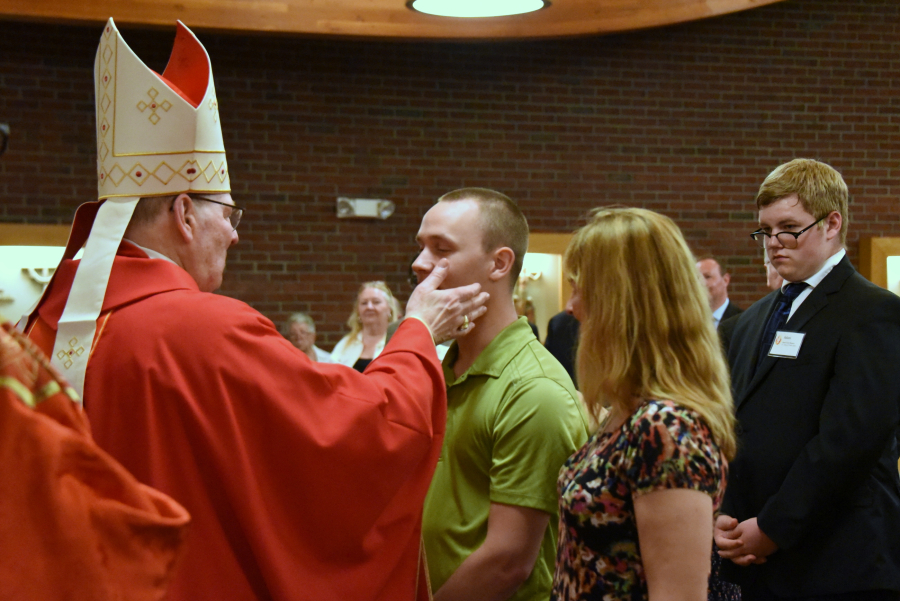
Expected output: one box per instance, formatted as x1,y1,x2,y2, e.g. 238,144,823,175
750,214,827,249
170,195,244,230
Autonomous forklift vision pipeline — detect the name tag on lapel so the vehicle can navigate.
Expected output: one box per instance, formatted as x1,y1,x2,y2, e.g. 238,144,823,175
768,331,805,358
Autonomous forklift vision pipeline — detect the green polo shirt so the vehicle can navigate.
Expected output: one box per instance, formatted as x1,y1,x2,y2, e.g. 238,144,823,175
422,317,590,601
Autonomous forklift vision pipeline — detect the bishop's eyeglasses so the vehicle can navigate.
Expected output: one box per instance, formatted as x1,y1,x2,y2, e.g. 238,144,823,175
190,195,244,231
749,214,826,249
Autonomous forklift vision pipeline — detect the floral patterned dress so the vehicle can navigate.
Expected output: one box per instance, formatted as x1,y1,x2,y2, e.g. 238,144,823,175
552,399,728,601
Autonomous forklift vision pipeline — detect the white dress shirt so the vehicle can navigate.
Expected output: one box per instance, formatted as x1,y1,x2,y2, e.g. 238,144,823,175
712,298,731,328
785,248,845,320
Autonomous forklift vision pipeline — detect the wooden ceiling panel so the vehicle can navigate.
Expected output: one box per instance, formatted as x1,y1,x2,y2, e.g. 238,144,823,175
0,0,785,39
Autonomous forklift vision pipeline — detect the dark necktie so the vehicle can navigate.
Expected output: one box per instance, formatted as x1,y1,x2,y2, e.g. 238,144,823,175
757,282,808,365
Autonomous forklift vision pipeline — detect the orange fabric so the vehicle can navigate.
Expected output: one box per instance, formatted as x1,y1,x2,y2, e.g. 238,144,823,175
28,244,445,601
0,322,189,601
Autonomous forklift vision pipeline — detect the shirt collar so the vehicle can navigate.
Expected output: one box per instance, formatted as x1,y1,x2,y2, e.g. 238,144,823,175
782,248,845,291
123,239,177,264
442,317,533,386
711,298,730,322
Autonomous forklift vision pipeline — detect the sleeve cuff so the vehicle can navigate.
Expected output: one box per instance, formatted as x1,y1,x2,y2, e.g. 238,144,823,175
401,316,435,344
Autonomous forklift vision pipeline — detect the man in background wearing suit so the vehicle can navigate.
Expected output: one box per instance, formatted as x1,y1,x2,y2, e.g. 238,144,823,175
719,252,784,355
716,159,900,600
543,310,579,385
697,256,742,328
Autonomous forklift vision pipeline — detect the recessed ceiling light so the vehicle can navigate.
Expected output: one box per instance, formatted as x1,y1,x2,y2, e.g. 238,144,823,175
409,0,548,18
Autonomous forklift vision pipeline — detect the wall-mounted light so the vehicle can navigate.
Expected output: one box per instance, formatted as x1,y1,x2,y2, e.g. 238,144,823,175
408,0,548,18
336,197,396,220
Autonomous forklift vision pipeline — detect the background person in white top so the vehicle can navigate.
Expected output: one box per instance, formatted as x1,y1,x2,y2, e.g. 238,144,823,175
331,281,400,371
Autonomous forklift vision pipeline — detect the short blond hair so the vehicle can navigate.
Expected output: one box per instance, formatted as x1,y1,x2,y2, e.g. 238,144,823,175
756,158,849,245
564,207,736,459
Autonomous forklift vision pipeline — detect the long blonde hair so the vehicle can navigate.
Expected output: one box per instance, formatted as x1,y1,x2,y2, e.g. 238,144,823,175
565,207,736,459
345,281,400,340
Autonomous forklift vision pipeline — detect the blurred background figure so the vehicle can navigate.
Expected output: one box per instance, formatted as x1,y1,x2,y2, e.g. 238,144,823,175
696,256,742,328
553,207,736,601
332,281,400,371
763,252,784,291
284,312,332,362
0,123,8,157
544,310,579,385
1,118,188,600
0,322,190,600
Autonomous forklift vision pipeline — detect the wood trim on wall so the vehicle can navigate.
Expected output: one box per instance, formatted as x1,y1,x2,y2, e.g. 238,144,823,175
0,224,71,247
859,236,900,290
0,0,787,40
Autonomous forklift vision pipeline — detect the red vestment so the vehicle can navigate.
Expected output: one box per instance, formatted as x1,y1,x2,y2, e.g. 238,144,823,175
0,322,189,600
28,243,445,601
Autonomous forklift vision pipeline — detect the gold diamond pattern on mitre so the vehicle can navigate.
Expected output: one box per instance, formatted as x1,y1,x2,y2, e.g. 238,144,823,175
127,164,150,185
202,161,218,182
178,160,202,182
107,164,127,186
152,162,177,185
98,159,227,189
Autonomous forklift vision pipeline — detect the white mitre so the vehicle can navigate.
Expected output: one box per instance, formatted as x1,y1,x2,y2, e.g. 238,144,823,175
96,18,229,198
25,18,230,398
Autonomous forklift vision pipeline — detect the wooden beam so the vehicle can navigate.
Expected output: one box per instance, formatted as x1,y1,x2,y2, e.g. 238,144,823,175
0,0,786,40
0,224,71,247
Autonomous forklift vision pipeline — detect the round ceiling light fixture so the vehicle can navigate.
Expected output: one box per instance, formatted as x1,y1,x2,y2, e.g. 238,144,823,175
409,0,548,18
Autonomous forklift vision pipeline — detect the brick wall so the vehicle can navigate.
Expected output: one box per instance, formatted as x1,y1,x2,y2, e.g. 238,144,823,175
1,0,898,347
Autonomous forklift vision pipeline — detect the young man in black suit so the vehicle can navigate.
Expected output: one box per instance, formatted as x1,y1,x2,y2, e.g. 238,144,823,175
716,158,900,600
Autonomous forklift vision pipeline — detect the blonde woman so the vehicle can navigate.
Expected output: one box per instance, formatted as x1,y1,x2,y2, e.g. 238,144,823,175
331,281,400,372
552,207,737,601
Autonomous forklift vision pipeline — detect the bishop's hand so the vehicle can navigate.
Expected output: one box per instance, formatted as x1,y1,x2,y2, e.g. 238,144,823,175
405,259,489,345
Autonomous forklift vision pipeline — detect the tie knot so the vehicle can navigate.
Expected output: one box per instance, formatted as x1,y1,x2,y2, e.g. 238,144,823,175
782,282,808,302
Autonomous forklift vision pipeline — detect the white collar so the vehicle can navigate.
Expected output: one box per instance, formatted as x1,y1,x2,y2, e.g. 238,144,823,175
123,239,177,264
783,248,845,291
711,298,730,322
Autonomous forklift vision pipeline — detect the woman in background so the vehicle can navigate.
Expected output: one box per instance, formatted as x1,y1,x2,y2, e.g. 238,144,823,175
331,281,401,372
552,207,737,601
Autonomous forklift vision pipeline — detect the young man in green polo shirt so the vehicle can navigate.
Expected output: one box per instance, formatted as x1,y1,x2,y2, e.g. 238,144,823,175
413,188,590,601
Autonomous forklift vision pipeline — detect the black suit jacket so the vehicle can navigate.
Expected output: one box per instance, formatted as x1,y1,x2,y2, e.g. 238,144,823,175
722,256,900,596
721,299,743,321
544,311,579,385
717,301,743,356
717,313,740,357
